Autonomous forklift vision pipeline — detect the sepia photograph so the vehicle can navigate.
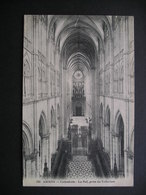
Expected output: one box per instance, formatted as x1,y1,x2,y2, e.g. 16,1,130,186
22,15,134,186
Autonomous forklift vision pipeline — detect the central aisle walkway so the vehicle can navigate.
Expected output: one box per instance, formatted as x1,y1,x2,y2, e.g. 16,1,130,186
66,155,95,178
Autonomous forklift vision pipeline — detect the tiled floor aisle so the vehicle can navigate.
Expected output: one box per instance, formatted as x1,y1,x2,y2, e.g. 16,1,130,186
66,155,95,178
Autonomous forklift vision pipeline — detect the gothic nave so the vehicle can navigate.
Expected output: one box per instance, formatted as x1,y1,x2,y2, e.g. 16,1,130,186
23,15,134,184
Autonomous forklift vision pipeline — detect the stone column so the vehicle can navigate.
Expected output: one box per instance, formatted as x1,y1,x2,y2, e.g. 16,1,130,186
33,15,39,177
91,68,96,137
63,68,67,136
110,31,114,170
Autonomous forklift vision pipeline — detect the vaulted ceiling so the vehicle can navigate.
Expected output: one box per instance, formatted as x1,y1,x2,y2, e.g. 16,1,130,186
48,15,112,74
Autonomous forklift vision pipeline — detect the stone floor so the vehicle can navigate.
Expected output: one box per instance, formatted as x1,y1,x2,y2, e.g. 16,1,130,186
66,155,95,179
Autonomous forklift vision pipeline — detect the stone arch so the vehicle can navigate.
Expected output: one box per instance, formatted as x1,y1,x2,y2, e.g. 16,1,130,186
23,122,33,155
51,106,56,128
38,111,48,176
114,111,125,176
22,122,34,178
55,16,105,53
101,16,113,40
39,111,47,137
61,31,97,69
105,106,110,125
48,16,58,38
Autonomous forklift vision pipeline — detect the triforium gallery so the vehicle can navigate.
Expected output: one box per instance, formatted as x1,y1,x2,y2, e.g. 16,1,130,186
23,15,134,186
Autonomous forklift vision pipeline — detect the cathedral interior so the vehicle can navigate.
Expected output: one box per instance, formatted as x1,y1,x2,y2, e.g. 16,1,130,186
23,15,134,180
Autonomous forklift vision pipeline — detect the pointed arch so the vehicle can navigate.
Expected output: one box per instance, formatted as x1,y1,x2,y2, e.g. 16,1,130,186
51,106,56,128
114,111,125,176
39,111,47,137
115,112,124,135
105,106,110,125
22,122,33,155
38,111,49,177
22,122,34,178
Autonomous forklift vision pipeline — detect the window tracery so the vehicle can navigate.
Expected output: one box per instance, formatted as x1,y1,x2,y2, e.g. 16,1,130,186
105,72,110,95
38,63,47,97
72,70,84,98
23,59,32,98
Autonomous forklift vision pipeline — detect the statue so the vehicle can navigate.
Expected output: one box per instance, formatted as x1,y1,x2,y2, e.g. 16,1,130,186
43,157,49,178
